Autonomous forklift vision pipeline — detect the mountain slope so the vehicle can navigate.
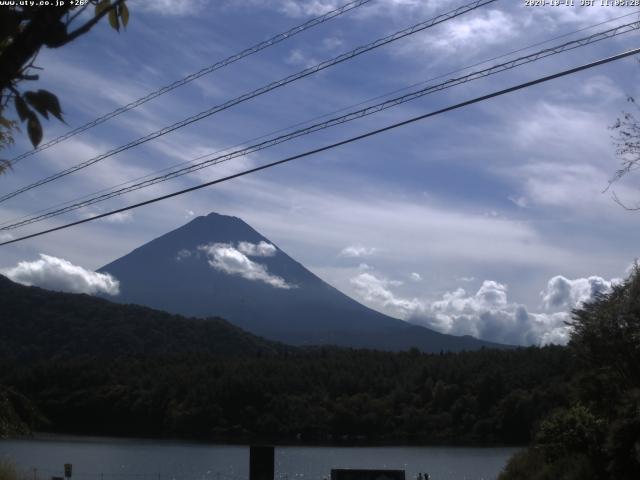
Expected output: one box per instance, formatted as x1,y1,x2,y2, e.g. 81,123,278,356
0,274,281,363
99,212,508,352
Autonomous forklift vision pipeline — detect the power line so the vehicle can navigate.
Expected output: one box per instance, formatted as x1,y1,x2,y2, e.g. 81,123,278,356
3,19,638,231
0,0,498,204
2,46,637,247
4,9,636,230
7,0,373,167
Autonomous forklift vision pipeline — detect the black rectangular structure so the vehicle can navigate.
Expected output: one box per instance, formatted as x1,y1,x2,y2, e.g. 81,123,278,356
249,446,274,480
331,469,405,480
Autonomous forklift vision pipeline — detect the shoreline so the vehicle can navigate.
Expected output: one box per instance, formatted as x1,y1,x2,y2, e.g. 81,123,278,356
3,431,526,450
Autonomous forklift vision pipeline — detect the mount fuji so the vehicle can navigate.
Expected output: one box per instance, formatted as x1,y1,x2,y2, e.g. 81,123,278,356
99,212,507,352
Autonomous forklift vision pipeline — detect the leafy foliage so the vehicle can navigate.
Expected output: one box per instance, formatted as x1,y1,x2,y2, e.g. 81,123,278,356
0,1,130,153
500,267,640,479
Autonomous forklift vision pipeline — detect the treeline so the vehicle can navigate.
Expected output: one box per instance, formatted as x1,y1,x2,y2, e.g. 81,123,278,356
1,345,573,445
0,273,575,445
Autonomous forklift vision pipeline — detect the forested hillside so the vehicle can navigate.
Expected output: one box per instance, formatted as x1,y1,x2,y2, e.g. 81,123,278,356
0,274,571,445
0,275,282,361
2,346,573,445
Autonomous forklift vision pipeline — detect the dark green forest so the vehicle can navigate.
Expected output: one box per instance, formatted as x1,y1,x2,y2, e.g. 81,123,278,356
1,346,572,445
0,274,572,445
1,268,639,478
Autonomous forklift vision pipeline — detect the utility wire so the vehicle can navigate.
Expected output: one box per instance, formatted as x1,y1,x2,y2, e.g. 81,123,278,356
2,46,638,247
0,0,498,205
7,0,373,167
3,9,636,230
2,19,638,231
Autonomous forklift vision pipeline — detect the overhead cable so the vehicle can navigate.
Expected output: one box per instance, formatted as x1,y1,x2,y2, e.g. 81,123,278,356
2,19,638,231
4,8,636,230
7,0,373,166
0,0,498,204
2,45,638,247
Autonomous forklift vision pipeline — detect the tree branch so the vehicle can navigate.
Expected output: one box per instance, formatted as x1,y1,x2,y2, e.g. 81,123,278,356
63,0,125,46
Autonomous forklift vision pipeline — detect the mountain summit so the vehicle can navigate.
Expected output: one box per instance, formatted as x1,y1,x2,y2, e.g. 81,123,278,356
99,212,506,352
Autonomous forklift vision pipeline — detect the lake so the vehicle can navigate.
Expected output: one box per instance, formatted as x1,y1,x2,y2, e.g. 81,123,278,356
0,436,519,480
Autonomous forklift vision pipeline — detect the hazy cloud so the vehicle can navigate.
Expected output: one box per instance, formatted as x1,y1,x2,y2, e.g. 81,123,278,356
237,241,277,257
2,254,119,296
176,249,193,261
410,272,422,281
198,243,293,289
340,244,378,258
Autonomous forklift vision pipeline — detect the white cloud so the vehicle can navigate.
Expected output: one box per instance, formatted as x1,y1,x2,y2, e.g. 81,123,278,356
237,241,277,257
340,244,378,258
349,272,580,346
435,10,516,50
350,272,419,314
2,254,119,296
410,272,422,281
416,280,572,346
0,232,13,242
541,275,617,311
404,9,518,55
198,243,294,289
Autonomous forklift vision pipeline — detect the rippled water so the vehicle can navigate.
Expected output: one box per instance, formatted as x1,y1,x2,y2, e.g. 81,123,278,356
0,435,519,480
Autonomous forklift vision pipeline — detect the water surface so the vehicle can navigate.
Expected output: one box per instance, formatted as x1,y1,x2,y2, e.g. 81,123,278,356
0,435,519,480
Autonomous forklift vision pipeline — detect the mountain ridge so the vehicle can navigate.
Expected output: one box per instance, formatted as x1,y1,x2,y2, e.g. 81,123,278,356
99,212,509,352
0,273,282,362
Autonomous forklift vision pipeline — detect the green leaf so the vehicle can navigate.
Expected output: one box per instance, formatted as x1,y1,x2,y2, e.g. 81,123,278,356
108,8,120,31
37,90,64,122
95,0,111,17
26,112,42,147
14,95,29,122
22,90,64,123
24,91,49,119
119,2,130,28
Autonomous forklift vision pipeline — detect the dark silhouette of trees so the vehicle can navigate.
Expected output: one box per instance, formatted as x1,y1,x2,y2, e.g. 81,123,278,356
0,0,130,171
500,267,640,479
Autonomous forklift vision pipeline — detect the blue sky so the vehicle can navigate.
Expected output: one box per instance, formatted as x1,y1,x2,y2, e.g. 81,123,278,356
1,0,640,345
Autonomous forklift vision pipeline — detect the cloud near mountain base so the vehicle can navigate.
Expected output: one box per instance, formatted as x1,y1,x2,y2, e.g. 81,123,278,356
2,254,119,296
350,271,619,346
